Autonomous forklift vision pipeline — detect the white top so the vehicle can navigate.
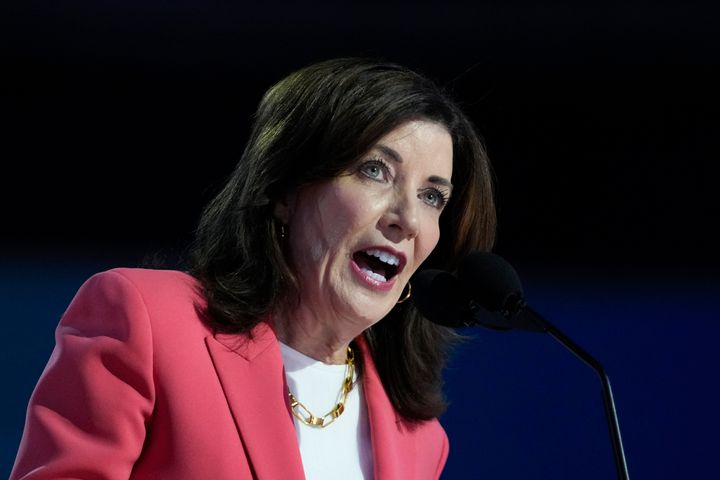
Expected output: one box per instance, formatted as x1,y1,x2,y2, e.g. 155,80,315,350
280,342,373,480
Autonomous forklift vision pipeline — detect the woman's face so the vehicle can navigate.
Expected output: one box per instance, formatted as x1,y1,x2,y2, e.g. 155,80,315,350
281,119,454,331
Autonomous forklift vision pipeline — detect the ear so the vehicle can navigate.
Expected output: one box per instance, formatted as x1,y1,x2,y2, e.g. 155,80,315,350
273,191,296,224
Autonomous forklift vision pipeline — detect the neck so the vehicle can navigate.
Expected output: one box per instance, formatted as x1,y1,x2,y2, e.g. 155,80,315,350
272,310,357,365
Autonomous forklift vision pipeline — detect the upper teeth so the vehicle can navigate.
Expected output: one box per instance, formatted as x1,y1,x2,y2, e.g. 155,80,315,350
365,248,400,266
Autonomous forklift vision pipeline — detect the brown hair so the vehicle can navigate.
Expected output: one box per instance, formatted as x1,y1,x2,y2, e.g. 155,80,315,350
189,57,496,421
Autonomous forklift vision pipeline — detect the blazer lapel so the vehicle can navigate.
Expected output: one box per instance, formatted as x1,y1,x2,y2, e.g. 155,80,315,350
358,337,417,480
205,322,305,480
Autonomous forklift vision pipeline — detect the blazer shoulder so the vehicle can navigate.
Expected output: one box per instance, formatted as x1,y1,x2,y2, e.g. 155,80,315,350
83,267,201,304
98,267,198,290
76,267,207,331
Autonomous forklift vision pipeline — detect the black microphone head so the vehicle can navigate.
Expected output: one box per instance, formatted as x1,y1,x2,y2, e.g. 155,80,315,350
412,269,469,328
412,268,507,329
458,251,525,314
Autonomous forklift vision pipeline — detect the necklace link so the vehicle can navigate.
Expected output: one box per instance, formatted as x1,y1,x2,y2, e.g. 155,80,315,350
288,346,355,428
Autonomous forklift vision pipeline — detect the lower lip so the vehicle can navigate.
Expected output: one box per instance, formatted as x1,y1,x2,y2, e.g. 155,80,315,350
350,260,397,292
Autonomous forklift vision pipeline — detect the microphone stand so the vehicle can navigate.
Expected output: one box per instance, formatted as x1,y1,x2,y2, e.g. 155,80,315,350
414,262,630,477
520,304,630,480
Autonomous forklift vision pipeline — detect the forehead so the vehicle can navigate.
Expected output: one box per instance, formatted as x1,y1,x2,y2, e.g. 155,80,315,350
374,120,453,174
378,119,450,144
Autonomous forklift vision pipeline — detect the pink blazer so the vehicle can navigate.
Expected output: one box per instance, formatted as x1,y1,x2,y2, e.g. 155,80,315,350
11,268,448,479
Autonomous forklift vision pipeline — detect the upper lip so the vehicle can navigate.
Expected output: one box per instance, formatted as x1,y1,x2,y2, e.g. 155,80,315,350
356,245,407,277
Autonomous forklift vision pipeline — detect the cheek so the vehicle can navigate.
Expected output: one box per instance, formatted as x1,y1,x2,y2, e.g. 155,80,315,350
414,220,442,266
323,179,385,233
292,185,371,260
317,190,370,243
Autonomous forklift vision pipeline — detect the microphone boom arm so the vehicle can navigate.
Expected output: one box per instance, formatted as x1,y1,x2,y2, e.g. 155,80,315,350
522,305,630,480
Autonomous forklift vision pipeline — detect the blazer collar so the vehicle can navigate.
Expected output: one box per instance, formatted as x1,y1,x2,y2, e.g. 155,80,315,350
357,336,417,480
205,321,306,480
206,322,415,480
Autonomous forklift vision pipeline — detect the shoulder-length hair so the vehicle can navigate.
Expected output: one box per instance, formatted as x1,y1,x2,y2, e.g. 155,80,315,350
189,57,496,422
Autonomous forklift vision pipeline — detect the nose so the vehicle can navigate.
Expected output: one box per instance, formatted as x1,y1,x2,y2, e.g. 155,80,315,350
379,190,420,242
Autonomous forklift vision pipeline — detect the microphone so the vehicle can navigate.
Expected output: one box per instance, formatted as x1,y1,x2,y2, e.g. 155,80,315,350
412,268,511,330
413,251,630,480
413,252,544,332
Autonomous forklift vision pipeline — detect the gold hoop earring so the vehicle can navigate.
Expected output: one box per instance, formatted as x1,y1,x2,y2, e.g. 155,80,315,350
397,282,412,304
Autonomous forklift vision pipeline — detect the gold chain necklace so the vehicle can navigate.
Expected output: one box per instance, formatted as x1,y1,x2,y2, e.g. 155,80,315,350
288,346,355,428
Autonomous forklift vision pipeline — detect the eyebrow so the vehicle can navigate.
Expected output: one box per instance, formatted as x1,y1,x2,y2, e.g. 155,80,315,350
375,144,454,190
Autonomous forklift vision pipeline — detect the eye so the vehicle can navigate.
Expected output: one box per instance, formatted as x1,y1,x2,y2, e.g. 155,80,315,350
358,158,391,182
419,188,450,209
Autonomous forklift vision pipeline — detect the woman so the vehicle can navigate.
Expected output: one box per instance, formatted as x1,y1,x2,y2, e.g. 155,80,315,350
11,57,496,479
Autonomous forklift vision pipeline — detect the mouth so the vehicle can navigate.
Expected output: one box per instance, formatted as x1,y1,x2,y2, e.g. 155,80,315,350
352,247,406,284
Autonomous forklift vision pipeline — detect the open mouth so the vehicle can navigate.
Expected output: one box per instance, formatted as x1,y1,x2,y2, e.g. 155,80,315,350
352,248,403,283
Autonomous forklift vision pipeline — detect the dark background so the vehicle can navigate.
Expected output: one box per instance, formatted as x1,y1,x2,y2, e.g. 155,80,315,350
2,1,719,478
